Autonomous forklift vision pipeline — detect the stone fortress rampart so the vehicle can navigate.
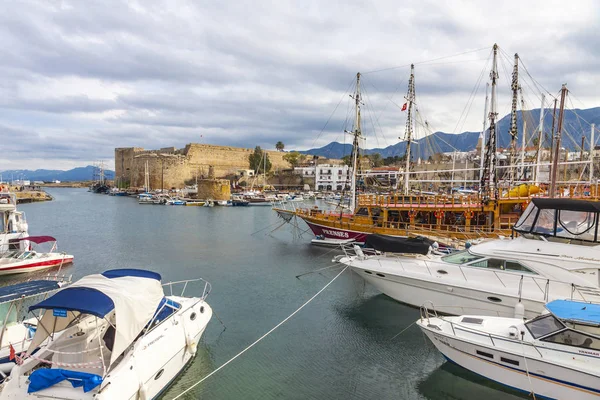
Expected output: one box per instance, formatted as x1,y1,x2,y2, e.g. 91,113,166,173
115,143,290,189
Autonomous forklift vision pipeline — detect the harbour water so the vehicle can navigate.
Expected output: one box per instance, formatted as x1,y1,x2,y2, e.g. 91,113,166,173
17,188,527,400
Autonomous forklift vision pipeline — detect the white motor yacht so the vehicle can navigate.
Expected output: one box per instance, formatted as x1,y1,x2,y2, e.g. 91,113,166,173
339,198,600,318
418,299,600,399
0,193,28,253
0,269,212,399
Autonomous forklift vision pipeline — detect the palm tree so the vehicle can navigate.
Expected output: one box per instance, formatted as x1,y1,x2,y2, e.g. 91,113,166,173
275,141,285,152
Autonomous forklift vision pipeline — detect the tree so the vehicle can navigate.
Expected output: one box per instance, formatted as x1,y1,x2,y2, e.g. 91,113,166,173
298,154,307,164
342,155,352,166
367,153,384,167
249,146,272,174
283,151,301,167
275,141,285,152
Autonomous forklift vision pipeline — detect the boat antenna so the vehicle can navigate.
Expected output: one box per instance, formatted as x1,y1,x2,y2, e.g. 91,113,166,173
549,84,568,198
508,53,520,184
348,72,362,211
480,44,499,199
403,64,415,195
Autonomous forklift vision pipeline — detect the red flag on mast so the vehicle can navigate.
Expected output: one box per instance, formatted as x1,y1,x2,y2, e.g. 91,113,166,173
9,344,15,361
401,103,407,111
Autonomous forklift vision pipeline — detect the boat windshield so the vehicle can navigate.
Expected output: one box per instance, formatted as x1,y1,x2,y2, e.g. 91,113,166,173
514,199,600,242
525,314,565,339
441,250,483,265
542,328,600,350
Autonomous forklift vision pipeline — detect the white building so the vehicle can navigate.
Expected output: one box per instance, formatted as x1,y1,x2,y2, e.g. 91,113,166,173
294,164,351,191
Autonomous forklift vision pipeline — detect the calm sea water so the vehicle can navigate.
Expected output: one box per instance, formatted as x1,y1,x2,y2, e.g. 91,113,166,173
17,188,528,400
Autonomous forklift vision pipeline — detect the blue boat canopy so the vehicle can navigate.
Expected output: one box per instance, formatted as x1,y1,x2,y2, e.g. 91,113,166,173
26,270,165,366
546,300,600,325
29,287,115,318
0,280,61,304
102,269,161,281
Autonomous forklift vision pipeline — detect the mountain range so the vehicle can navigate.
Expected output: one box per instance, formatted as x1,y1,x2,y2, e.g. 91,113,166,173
300,107,600,160
0,166,115,182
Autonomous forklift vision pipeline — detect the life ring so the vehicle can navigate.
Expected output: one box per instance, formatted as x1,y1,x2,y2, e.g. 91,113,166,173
408,209,418,219
464,210,474,219
434,210,445,220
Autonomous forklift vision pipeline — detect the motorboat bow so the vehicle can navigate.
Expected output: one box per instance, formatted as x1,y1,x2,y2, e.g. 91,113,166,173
338,198,600,318
418,299,600,399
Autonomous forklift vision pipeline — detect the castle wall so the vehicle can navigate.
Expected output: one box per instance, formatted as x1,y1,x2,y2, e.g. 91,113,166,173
115,144,290,189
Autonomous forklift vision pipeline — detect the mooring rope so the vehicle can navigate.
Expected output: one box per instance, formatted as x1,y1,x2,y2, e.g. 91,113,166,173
171,266,348,400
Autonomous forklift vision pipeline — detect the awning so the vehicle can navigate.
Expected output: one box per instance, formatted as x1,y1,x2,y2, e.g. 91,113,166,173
546,300,600,325
30,287,115,318
16,236,56,244
0,280,61,305
531,198,600,213
27,269,164,366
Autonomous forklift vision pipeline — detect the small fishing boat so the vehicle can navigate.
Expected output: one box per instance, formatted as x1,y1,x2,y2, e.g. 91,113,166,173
185,201,206,207
231,197,249,207
0,236,73,275
215,200,231,206
311,235,356,247
0,269,212,399
418,300,600,399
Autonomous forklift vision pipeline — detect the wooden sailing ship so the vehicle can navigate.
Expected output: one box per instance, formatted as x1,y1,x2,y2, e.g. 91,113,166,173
275,44,599,244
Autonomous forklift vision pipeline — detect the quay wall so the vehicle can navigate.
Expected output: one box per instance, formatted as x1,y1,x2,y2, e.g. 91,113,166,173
115,144,289,189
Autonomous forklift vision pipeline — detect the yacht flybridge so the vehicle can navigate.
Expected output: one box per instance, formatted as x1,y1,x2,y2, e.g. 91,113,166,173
0,193,28,253
338,198,600,318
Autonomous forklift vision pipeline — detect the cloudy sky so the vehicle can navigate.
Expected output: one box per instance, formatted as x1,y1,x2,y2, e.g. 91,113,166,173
1,0,598,170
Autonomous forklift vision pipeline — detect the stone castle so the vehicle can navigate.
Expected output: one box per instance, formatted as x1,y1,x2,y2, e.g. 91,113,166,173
115,143,290,189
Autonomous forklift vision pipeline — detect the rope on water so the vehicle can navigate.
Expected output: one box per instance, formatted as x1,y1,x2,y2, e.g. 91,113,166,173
389,321,416,341
171,266,349,400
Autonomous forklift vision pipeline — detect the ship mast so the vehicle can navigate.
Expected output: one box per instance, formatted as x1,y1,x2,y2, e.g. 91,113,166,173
508,54,519,184
403,64,415,195
549,84,568,198
480,44,499,198
349,72,362,211
478,83,490,183
534,94,545,184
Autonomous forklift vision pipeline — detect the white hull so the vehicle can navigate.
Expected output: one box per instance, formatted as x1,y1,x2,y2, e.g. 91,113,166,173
421,326,600,399
0,254,73,276
353,265,546,318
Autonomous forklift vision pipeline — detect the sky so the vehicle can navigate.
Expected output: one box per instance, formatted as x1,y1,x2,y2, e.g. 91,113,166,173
1,0,599,170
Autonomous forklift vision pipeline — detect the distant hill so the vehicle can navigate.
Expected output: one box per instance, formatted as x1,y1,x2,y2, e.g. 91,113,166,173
300,107,600,160
0,166,115,182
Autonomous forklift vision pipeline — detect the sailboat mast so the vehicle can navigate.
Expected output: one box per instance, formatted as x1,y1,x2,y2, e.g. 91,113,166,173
535,94,545,184
403,64,415,195
481,44,499,197
349,72,362,211
479,83,489,183
508,54,519,183
549,84,568,198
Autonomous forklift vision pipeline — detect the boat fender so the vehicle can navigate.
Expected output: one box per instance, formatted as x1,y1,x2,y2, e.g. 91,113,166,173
137,382,148,400
186,334,197,356
514,302,525,320
353,245,365,260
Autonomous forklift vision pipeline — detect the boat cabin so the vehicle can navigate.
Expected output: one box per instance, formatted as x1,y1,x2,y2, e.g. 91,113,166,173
524,300,600,351
514,198,599,244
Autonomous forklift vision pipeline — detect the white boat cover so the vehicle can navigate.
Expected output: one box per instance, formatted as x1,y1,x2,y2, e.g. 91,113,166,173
27,273,164,365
